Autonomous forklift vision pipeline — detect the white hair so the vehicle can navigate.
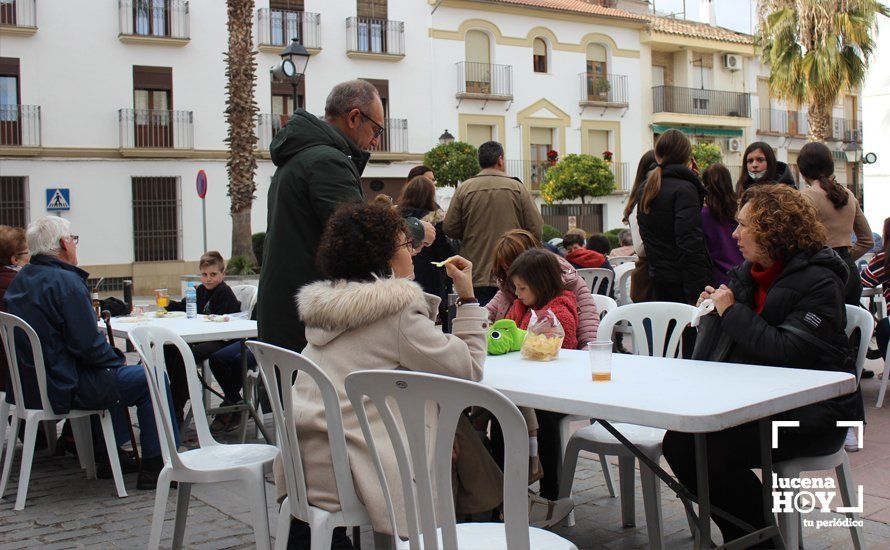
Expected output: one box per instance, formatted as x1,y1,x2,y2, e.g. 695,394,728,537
27,216,71,256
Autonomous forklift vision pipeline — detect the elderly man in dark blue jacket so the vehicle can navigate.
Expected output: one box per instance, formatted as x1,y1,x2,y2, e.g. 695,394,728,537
5,216,178,489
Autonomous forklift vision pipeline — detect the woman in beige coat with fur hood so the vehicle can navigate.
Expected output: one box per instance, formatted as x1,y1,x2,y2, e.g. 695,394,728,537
273,202,502,543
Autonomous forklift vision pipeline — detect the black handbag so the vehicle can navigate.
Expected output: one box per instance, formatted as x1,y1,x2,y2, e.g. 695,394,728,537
72,367,121,410
99,297,130,317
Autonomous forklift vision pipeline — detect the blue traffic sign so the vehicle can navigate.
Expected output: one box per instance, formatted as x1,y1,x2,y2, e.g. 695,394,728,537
46,188,70,211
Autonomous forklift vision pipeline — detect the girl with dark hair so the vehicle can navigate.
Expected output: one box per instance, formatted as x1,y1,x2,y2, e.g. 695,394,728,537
861,217,890,360
407,164,434,182
736,140,796,193
636,129,710,306
701,163,743,286
397,176,455,322
798,141,873,305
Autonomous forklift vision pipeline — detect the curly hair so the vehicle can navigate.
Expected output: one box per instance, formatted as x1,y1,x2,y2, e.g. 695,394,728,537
317,202,408,281
738,185,827,263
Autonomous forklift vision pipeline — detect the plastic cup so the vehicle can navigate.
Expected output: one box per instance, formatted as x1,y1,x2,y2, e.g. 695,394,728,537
588,341,613,382
154,288,169,309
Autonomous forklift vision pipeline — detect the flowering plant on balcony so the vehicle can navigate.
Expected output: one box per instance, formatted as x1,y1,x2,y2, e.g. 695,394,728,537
547,150,559,162
602,150,613,162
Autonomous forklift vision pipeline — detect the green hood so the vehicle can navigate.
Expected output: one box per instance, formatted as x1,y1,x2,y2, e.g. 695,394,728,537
270,109,370,173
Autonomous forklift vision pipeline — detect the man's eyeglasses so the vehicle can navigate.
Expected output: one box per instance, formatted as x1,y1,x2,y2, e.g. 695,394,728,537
67,235,79,245
359,111,386,140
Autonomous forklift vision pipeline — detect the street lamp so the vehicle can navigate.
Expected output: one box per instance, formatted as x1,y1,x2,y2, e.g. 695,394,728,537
271,38,310,111
438,129,455,145
843,142,864,204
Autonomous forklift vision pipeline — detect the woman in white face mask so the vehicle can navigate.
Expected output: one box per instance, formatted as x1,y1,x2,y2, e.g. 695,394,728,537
735,140,797,193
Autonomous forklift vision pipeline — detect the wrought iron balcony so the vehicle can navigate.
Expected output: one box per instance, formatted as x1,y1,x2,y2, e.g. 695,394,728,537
456,62,513,100
119,0,190,40
346,17,404,57
257,8,320,50
832,118,863,142
119,108,194,149
0,0,37,29
653,86,750,118
0,105,40,147
369,118,408,153
579,73,629,107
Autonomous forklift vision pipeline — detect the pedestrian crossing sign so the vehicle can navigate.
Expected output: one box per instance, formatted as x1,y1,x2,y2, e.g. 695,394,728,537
46,188,71,211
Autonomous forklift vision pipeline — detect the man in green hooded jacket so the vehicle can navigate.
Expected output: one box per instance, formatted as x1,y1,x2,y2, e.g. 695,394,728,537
258,80,386,352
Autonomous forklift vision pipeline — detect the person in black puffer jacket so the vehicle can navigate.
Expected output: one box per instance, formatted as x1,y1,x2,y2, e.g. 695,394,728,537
736,140,797,193
664,185,860,546
398,172,456,324
636,129,711,306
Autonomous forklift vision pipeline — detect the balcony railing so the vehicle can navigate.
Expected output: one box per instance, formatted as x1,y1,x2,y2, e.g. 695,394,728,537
346,17,404,56
0,0,37,28
0,105,40,147
369,118,408,153
257,8,320,49
119,108,194,149
832,118,863,142
653,86,750,118
579,73,629,106
456,62,513,100
119,0,189,40
257,113,290,150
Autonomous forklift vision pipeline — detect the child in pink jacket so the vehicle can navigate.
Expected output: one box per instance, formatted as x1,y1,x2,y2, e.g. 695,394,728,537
487,229,599,347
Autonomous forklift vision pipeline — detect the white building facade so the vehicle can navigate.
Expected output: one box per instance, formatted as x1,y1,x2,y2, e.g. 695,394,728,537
0,0,867,293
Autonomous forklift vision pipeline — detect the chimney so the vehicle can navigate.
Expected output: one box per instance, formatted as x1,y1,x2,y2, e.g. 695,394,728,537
700,0,716,26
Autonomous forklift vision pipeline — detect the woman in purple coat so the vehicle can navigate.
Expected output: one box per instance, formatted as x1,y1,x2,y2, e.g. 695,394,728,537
701,164,744,286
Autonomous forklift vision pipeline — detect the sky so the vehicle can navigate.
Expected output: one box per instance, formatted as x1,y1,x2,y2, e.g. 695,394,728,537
650,0,756,34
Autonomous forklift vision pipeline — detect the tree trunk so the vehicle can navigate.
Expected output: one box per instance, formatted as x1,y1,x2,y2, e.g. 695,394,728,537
806,101,831,143
231,208,254,262
226,0,259,263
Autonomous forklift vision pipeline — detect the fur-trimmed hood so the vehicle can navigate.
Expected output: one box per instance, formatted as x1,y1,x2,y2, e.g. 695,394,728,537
297,277,439,346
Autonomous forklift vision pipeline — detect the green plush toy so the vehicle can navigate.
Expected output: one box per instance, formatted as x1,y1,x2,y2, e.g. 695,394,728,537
487,319,527,355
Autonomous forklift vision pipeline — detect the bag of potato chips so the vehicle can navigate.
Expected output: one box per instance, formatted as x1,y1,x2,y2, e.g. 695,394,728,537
520,309,565,361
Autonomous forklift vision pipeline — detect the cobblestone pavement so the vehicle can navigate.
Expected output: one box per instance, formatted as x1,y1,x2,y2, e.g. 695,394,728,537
2,356,890,549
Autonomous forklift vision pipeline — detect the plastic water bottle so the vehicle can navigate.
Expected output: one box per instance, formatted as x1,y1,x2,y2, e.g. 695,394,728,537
185,282,197,319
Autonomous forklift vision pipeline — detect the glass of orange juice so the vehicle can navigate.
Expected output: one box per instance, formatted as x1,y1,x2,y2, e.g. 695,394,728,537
154,288,169,310
588,341,613,382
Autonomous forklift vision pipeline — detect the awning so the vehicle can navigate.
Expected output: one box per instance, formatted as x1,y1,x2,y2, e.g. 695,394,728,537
650,124,744,137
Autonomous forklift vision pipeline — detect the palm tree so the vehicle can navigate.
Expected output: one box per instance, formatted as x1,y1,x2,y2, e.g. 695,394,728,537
757,0,888,142
225,0,259,263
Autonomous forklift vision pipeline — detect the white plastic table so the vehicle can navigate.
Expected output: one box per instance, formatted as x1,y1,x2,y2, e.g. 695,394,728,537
482,350,857,549
99,314,271,442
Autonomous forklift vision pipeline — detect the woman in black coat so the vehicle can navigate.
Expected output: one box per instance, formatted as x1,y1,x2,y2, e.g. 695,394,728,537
663,185,860,545
636,129,711,306
398,172,455,323
736,140,797,193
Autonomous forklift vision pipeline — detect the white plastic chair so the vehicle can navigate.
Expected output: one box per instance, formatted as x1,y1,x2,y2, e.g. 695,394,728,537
577,268,613,296
608,255,637,267
247,342,371,550
0,312,127,510
613,262,635,306
558,303,697,549
590,294,617,321
773,304,872,550
129,326,278,550
344,370,577,550
231,284,258,314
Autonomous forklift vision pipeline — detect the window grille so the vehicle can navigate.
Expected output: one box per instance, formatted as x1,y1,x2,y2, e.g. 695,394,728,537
132,176,181,262
0,176,29,228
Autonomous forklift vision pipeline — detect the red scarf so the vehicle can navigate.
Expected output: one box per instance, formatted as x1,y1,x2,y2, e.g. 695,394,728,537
750,260,784,314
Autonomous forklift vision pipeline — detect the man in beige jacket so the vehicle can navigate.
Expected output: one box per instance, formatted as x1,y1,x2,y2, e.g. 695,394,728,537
444,141,544,304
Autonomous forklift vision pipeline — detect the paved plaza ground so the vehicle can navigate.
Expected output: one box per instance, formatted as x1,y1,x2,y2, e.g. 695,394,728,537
2,355,890,549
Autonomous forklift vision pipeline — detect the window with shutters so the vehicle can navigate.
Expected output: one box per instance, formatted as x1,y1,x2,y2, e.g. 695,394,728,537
0,57,21,146
533,38,547,73
355,0,388,53
0,177,28,228
132,66,173,148
464,30,491,94
529,127,553,189
132,177,181,262
271,78,304,134
466,124,493,148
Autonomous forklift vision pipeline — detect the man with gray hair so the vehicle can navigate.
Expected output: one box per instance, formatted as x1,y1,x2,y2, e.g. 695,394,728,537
4,216,178,489
258,79,431,353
